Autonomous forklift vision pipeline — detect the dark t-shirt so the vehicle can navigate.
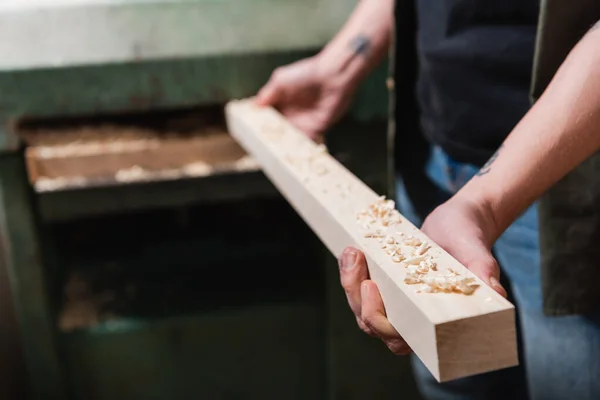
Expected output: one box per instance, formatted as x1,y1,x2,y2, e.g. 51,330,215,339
413,0,540,166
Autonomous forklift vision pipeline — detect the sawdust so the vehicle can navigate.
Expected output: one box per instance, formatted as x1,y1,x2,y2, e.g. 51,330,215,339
18,106,260,190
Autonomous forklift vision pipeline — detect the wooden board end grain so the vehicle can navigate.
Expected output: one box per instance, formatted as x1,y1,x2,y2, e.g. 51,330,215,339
225,98,518,382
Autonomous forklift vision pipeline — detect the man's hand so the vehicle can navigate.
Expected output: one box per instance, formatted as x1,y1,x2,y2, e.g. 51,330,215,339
254,56,356,141
338,196,507,354
254,0,394,141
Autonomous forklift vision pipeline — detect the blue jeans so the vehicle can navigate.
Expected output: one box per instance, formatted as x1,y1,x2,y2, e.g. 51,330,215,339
396,146,600,400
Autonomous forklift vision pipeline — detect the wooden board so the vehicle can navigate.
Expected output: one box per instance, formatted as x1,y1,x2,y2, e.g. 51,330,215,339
225,98,518,382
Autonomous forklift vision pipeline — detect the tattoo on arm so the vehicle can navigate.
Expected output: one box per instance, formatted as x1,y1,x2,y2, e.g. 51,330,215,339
476,144,503,177
349,34,371,57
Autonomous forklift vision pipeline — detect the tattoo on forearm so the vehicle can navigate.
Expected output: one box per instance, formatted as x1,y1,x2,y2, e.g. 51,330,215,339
349,34,371,57
476,144,503,177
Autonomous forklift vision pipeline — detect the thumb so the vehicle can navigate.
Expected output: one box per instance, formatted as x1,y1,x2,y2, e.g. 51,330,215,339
255,81,282,107
339,247,370,318
462,252,507,298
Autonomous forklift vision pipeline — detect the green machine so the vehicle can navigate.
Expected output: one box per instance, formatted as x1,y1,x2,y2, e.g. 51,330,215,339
0,1,419,399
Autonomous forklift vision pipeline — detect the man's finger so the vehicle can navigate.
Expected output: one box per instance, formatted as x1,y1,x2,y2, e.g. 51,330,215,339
360,281,411,355
360,281,400,338
385,339,412,356
488,275,507,298
356,317,377,338
288,115,325,142
282,111,324,142
255,84,279,107
255,70,285,107
464,256,507,298
448,238,508,298
338,247,370,318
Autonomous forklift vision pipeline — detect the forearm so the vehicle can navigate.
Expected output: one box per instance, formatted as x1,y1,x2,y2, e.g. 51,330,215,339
317,0,394,89
457,23,600,243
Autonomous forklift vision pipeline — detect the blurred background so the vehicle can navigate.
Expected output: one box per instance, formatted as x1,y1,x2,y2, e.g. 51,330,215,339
0,1,420,399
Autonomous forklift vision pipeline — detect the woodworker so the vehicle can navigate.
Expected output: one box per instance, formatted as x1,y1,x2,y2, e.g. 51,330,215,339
255,1,600,399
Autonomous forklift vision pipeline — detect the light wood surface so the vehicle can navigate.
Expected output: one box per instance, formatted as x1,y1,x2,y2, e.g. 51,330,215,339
225,98,518,382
